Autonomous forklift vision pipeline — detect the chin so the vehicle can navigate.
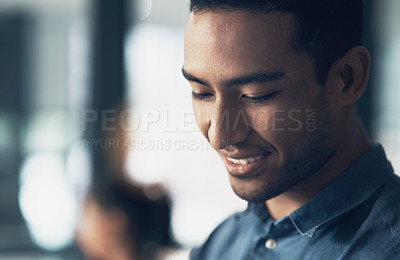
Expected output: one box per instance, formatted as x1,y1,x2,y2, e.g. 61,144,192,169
229,177,285,202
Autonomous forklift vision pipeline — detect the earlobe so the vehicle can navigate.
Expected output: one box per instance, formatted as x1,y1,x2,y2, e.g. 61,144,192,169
337,46,371,106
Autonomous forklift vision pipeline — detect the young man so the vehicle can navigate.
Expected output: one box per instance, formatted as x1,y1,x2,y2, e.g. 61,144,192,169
182,0,400,259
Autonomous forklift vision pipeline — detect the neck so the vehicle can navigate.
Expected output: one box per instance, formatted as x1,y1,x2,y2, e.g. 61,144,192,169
266,114,371,220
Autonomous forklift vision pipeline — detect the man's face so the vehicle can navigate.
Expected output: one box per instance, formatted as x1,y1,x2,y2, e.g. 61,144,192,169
183,10,336,202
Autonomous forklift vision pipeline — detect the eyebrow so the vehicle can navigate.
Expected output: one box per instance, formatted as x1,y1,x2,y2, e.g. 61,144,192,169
181,68,286,87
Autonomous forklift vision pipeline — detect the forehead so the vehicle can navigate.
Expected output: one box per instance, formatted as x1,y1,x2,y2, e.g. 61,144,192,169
183,10,303,81
186,10,293,42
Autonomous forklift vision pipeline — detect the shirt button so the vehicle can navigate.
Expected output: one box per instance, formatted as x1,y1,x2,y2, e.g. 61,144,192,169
265,238,278,250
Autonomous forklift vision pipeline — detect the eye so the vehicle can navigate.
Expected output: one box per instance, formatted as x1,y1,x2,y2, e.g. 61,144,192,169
192,91,214,101
242,91,280,104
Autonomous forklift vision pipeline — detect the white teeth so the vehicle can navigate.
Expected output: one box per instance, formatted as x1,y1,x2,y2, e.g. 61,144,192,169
227,155,264,165
240,159,248,165
230,158,241,164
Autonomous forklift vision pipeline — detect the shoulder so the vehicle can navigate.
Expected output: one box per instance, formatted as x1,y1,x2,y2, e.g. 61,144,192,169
373,173,400,240
190,208,253,260
345,174,400,258
317,173,400,259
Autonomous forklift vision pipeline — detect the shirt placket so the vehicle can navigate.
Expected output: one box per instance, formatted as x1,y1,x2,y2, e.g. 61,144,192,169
247,217,297,259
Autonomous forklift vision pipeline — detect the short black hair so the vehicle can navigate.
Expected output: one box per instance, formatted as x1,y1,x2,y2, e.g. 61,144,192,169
189,0,364,84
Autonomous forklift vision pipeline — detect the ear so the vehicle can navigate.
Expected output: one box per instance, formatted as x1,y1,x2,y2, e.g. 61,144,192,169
333,46,371,106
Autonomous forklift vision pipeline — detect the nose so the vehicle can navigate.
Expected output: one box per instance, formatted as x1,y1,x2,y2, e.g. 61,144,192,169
208,99,250,149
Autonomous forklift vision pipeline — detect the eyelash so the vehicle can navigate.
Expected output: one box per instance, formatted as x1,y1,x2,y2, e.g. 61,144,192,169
191,91,280,104
242,91,280,104
192,91,214,101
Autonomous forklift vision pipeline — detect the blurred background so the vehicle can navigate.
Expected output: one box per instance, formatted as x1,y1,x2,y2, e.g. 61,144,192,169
0,0,399,259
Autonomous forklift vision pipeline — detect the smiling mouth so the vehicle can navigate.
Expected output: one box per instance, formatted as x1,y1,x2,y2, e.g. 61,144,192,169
223,153,270,178
226,155,264,165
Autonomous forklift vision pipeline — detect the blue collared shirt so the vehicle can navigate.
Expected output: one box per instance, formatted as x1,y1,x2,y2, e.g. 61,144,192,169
191,144,400,259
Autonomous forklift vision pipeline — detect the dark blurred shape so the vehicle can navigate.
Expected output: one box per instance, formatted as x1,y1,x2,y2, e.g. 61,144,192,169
84,0,175,251
0,12,32,250
89,0,127,179
77,177,175,260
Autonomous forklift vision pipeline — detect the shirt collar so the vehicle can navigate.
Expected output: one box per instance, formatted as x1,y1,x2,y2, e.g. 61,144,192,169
288,143,394,237
248,144,394,237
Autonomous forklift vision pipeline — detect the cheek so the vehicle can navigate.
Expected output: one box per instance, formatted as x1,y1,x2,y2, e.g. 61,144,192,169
250,107,315,142
250,109,276,134
249,106,298,134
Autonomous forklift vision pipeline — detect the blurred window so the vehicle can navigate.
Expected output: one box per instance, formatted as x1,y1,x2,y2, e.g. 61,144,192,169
0,0,91,257
374,0,400,174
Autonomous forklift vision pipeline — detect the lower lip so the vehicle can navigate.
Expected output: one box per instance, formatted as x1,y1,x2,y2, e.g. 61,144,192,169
223,153,269,179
